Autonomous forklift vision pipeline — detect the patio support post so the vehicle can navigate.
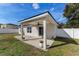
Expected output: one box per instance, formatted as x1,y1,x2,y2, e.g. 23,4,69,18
21,24,23,39
43,20,47,50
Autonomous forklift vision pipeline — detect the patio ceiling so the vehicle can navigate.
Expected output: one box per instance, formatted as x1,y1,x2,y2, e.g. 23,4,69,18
21,15,55,26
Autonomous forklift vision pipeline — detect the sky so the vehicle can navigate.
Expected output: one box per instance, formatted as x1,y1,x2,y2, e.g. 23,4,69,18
0,3,67,25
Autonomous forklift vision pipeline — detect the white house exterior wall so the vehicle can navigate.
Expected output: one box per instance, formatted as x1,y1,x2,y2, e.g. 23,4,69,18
23,26,39,38
19,23,57,39
46,23,57,39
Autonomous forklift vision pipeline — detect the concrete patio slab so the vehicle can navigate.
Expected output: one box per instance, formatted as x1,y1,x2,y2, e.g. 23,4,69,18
15,36,54,51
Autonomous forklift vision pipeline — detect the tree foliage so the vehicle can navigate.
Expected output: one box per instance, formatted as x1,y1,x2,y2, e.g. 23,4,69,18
63,3,79,28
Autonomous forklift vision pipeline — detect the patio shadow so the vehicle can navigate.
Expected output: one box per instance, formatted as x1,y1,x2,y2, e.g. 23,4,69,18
50,37,79,48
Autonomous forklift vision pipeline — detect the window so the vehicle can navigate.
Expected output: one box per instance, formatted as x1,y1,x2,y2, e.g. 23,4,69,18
27,25,32,33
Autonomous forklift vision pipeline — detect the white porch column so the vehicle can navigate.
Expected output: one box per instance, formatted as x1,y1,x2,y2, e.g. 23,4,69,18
43,20,47,50
21,24,23,39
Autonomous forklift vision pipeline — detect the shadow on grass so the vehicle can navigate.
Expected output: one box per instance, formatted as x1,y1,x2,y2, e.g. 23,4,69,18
50,37,79,48
55,37,78,44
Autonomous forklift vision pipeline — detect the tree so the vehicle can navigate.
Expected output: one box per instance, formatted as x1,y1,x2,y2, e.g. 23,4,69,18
63,3,79,28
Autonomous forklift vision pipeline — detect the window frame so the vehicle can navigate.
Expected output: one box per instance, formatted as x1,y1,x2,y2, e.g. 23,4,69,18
27,25,32,33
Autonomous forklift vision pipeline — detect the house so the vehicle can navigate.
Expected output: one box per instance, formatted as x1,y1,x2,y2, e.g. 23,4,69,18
1,24,18,29
19,11,58,50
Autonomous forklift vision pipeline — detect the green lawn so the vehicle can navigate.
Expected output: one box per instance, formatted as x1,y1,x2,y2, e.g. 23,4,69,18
0,34,79,56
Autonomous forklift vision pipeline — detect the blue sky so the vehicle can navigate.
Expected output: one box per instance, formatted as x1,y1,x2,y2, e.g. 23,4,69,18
0,3,67,25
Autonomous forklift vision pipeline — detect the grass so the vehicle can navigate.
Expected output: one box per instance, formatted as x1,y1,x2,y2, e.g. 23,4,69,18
0,34,79,56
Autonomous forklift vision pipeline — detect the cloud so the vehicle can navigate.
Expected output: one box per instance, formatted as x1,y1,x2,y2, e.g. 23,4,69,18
32,3,39,9
20,3,25,6
50,8,54,11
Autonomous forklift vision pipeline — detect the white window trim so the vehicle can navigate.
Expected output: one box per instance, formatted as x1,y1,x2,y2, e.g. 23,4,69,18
27,25,32,33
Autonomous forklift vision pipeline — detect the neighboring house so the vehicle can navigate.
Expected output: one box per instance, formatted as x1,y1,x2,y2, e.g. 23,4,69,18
1,24,18,29
19,11,58,50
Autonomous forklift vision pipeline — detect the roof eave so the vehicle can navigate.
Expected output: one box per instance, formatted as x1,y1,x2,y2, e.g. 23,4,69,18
19,11,59,26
